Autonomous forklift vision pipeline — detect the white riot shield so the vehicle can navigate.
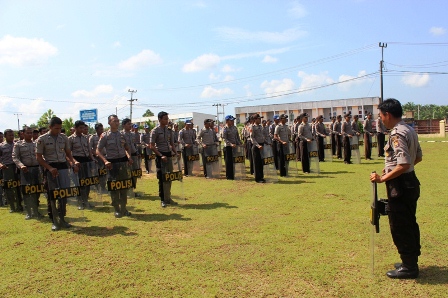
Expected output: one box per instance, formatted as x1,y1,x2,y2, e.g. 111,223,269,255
324,136,333,162
350,135,361,164
307,140,320,174
20,167,44,218
145,147,156,172
47,168,82,228
218,142,224,172
233,145,246,180
161,156,184,204
204,144,221,179
77,161,99,209
261,145,278,183
107,162,133,216
185,144,201,176
130,155,142,197
285,142,299,178
95,157,108,206
2,164,21,212
371,134,378,160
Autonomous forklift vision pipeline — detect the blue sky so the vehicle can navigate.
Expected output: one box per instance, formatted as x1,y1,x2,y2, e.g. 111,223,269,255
1,0,447,128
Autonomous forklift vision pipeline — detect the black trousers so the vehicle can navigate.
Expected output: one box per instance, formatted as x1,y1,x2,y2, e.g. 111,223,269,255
251,145,264,182
386,172,421,268
246,140,254,175
224,146,234,180
300,140,310,173
336,135,342,159
331,134,337,156
364,133,372,159
295,140,301,161
272,141,279,170
182,147,189,175
343,136,351,162
156,151,172,201
45,162,69,220
317,136,325,161
277,143,287,177
378,133,386,156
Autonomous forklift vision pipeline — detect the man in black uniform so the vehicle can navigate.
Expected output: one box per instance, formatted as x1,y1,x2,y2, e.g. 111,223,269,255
370,98,422,279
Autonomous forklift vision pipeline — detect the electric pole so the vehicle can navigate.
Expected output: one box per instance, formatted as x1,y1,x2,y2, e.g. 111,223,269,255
379,42,387,104
14,113,22,131
221,103,228,124
128,89,137,122
212,103,221,129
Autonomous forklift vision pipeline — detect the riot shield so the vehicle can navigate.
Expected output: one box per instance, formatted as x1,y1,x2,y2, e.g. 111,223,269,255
107,162,133,217
371,134,378,160
350,135,361,164
285,142,299,178
2,164,21,212
77,161,99,209
204,144,221,179
233,145,246,180
307,140,320,174
95,157,108,206
20,167,44,219
185,144,201,176
261,145,278,183
47,168,82,229
161,156,183,204
324,136,333,162
130,155,142,197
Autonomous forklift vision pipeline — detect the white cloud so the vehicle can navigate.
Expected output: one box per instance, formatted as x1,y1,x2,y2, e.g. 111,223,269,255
193,1,206,8
182,54,220,72
72,84,114,98
288,1,307,19
429,27,446,36
214,27,307,44
260,79,295,97
0,35,58,66
223,47,290,60
221,64,237,73
200,86,233,98
401,73,430,87
262,55,278,63
209,73,220,80
337,70,371,90
118,49,162,70
298,71,334,90
223,75,234,82
244,85,253,97
113,41,121,48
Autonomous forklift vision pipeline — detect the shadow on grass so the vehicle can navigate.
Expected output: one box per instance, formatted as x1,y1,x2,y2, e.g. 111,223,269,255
177,202,238,210
276,180,311,184
71,225,137,237
132,213,192,222
320,171,352,174
417,266,448,285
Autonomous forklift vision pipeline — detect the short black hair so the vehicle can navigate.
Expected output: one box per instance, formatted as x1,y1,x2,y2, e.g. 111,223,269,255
158,111,168,120
49,117,62,126
38,127,46,133
61,128,66,133
4,129,13,135
108,114,118,123
74,120,86,128
378,98,403,118
122,118,131,126
33,129,39,133
94,123,103,130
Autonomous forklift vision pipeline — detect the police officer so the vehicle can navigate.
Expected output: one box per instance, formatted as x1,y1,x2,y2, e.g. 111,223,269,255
333,115,343,159
140,124,153,174
377,115,388,157
0,132,3,206
341,113,354,164
330,116,337,156
197,119,216,179
122,118,140,197
96,115,133,218
0,129,23,212
132,124,142,156
364,112,374,160
36,117,80,231
293,115,302,162
250,113,265,183
298,113,313,173
178,120,197,176
150,111,177,207
69,120,94,209
315,115,327,162
269,115,280,170
222,115,241,180
352,114,361,137
370,98,422,279
274,114,291,177
90,123,107,191
242,117,254,175
12,127,42,219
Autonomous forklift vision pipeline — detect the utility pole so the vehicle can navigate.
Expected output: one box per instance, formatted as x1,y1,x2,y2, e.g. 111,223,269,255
379,42,387,104
212,103,221,129
14,113,22,131
128,89,137,122
221,103,228,124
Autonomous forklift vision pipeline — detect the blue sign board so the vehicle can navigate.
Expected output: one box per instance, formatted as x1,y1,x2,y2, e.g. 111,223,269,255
80,109,98,122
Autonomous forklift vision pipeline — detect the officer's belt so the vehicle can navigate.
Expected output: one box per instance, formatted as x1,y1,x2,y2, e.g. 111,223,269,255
23,165,40,168
48,162,69,170
73,156,92,163
107,156,128,163
131,152,138,156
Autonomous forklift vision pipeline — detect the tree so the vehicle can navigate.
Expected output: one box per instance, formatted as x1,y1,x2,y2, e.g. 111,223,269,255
144,120,156,131
142,109,154,117
177,121,185,130
37,109,56,128
62,117,74,136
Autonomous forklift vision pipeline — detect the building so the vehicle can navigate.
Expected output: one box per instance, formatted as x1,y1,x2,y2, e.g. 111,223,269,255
132,112,216,130
235,96,380,124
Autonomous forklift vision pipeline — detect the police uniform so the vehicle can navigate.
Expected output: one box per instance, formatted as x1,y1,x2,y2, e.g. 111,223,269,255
133,127,142,156
363,114,374,159
222,122,241,180
69,133,93,209
269,118,279,169
377,117,387,157
0,141,22,212
298,119,313,173
242,122,254,175
315,117,327,162
332,118,342,159
274,119,291,176
179,124,197,176
330,118,337,156
140,129,153,173
250,122,265,182
341,115,354,164
122,129,140,192
197,123,216,178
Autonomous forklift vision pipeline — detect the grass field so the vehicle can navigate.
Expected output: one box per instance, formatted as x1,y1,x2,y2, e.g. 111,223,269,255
0,141,447,297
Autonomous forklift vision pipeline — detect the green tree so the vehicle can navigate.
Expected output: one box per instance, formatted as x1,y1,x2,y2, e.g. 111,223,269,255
37,109,56,128
177,121,186,130
142,109,154,117
144,120,156,131
62,117,74,136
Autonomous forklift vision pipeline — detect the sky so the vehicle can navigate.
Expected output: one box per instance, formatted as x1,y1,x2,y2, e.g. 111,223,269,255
1,0,447,129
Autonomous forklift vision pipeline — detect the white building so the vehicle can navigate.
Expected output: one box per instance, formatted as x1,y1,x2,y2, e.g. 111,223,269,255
132,112,216,130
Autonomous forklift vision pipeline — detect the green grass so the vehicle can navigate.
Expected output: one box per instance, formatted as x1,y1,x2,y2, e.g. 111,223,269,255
1,141,447,297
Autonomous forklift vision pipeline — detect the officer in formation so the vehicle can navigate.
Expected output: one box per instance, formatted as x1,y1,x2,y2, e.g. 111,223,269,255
314,115,328,162
222,115,241,180
132,124,142,156
122,118,140,197
269,115,280,170
149,111,177,208
90,123,107,192
0,132,3,206
297,113,313,173
178,120,196,176
341,113,354,164
332,115,343,159
96,115,133,218
140,124,153,174
370,98,422,279
36,117,80,231
363,112,374,160
329,116,337,156
292,115,302,162
352,114,361,136
274,114,291,177
197,119,216,179
377,115,388,157
249,113,266,183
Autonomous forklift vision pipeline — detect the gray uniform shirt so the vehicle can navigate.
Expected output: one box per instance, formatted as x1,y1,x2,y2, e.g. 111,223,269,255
298,122,313,141
12,140,39,167
269,123,277,139
332,121,342,135
150,126,172,153
250,124,265,146
179,128,196,146
36,133,70,163
352,120,360,134
140,132,151,147
384,120,422,173
97,131,127,159
122,130,137,154
0,142,15,165
222,125,241,147
274,123,291,142
315,122,327,137
377,118,387,133
197,127,215,146
341,120,354,136
68,133,90,157
364,119,373,133
263,126,271,145
90,134,105,155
